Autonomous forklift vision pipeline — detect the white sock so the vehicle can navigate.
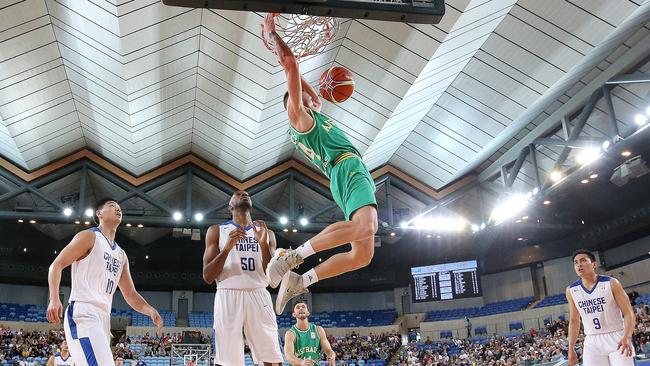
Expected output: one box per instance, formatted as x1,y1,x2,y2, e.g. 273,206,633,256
295,240,315,260
302,269,319,288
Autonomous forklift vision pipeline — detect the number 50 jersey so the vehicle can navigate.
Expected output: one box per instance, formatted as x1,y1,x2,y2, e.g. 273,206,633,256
216,222,268,289
569,275,625,335
69,227,127,313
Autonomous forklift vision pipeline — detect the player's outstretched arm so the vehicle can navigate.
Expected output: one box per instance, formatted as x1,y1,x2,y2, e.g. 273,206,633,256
611,278,636,356
566,286,581,366
261,14,313,132
317,326,335,366
118,257,163,336
47,230,95,324
202,225,246,284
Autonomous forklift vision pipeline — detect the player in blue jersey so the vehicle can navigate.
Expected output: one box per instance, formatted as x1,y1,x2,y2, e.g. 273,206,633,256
566,249,636,366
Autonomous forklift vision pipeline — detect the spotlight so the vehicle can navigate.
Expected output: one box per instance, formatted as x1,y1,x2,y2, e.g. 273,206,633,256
602,140,611,150
621,151,632,157
283,228,289,232
543,200,551,205
145,255,149,260
126,223,132,227
532,187,539,195
576,148,601,165
299,217,308,226
29,220,36,224
23,248,27,252
400,222,408,229
471,224,479,232
390,232,395,237
490,194,528,225
550,171,563,182
137,224,144,228
84,208,93,217
589,173,598,179
580,179,589,184
292,228,298,233
18,219,23,223
279,216,288,225
63,207,73,217
634,113,648,125
194,213,204,222
173,212,182,221
480,223,486,230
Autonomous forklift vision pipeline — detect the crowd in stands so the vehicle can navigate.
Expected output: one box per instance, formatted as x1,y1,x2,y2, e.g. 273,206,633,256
0,327,65,365
327,332,401,364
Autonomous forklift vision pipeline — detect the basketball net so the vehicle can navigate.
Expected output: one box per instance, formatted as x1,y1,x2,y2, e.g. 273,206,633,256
263,13,340,59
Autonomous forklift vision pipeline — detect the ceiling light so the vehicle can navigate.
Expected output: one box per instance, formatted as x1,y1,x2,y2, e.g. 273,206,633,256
194,213,204,222
589,173,598,179
84,208,93,217
18,219,23,223
621,151,632,157
550,171,563,182
543,200,551,205
74,220,80,224
279,216,288,225
84,221,90,225
299,217,308,226
602,140,611,150
436,235,441,239
413,216,467,231
390,232,395,237
23,248,27,252
471,224,479,232
480,223,486,230
516,219,522,223
646,106,650,116
126,223,132,227
576,148,601,165
63,207,73,217
283,228,289,232
145,255,149,260
490,194,528,225
426,234,432,238
580,179,589,184
29,220,36,224
517,238,523,241
532,187,539,195
318,258,322,262
634,113,648,125
292,228,298,233
54,250,57,254
522,216,529,220
173,212,182,221
137,224,144,228
400,221,408,229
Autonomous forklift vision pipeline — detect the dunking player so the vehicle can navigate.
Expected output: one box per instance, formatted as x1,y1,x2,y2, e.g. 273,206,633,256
46,340,73,366
261,14,379,315
47,198,163,366
284,302,335,366
202,190,283,365
566,249,636,366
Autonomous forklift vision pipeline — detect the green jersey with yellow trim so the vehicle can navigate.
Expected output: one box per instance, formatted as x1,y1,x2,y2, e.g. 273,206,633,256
290,323,321,361
289,109,360,178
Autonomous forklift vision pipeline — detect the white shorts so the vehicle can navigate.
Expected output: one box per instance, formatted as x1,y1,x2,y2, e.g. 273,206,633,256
213,288,283,365
63,301,114,366
583,330,635,366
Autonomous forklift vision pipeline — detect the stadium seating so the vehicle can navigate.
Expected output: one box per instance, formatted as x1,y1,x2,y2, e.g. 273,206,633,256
533,294,568,308
424,297,534,321
0,303,47,322
190,309,397,328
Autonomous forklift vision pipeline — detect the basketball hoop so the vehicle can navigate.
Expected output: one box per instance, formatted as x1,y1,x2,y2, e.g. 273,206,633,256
262,13,340,59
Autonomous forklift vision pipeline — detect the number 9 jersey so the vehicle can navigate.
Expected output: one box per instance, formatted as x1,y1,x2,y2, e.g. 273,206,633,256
568,275,625,335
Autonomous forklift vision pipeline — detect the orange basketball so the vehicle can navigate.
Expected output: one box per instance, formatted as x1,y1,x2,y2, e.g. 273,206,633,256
319,66,355,103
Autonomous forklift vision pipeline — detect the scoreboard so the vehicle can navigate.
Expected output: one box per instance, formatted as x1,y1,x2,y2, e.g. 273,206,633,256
411,260,481,303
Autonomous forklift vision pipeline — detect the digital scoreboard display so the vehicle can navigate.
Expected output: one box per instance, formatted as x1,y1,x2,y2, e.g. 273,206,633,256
411,260,481,303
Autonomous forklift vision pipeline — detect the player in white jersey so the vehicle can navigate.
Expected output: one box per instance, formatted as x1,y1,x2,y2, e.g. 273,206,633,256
46,341,74,366
566,249,636,366
47,198,163,366
203,190,283,366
